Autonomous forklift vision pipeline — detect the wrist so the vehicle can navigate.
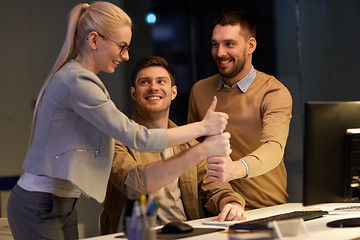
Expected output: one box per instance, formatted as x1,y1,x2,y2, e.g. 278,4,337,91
198,120,207,136
191,121,206,138
196,140,210,159
187,142,208,163
225,156,243,181
219,196,243,210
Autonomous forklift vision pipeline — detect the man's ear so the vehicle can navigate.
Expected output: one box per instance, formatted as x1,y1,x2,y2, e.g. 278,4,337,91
130,86,136,101
248,37,257,54
171,85,178,100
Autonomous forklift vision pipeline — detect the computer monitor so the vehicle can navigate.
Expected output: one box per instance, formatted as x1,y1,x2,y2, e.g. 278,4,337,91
303,101,360,205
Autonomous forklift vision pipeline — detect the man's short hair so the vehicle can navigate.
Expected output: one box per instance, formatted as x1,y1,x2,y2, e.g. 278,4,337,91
214,10,256,39
131,56,176,87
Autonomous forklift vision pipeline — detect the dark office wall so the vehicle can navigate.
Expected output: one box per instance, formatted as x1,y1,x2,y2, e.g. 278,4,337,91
301,1,360,101
275,0,360,202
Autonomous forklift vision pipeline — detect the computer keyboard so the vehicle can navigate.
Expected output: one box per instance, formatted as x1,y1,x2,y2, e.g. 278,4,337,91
333,205,360,211
229,210,329,230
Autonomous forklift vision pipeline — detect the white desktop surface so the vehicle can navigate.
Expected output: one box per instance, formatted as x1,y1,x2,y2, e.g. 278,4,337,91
84,203,360,240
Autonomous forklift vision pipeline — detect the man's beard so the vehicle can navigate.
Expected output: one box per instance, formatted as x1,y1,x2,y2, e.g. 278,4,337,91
219,60,245,79
218,52,246,79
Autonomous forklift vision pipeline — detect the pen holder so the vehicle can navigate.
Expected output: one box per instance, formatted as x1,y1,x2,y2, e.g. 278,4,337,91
125,216,156,240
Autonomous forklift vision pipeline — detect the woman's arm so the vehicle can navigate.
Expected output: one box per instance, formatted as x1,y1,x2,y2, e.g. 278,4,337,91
146,132,231,192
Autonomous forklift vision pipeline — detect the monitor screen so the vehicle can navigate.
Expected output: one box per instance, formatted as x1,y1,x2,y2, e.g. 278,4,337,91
303,101,360,205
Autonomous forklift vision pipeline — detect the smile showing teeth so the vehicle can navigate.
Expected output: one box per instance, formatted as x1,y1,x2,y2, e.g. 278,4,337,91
146,96,161,100
113,60,120,65
219,59,231,64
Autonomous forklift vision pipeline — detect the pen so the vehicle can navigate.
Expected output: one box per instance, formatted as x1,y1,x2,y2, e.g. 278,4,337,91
139,195,150,238
147,201,158,216
146,193,158,216
132,201,141,218
140,194,147,216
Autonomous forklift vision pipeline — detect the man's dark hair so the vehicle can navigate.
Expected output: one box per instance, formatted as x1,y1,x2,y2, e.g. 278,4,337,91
214,11,256,38
131,56,176,87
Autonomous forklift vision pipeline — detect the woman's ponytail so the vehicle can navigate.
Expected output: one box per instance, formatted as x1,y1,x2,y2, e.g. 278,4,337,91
29,3,88,145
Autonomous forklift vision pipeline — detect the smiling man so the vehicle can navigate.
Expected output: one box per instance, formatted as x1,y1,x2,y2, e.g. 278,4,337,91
100,56,246,235
188,11,293,210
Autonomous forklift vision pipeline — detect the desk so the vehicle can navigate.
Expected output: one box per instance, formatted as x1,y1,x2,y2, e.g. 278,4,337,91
84,203,360,240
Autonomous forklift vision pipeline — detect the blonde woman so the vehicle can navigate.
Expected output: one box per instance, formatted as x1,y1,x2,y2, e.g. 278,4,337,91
7,2,230,239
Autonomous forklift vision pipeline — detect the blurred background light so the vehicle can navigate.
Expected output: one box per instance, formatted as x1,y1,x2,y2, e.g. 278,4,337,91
145,12,157,25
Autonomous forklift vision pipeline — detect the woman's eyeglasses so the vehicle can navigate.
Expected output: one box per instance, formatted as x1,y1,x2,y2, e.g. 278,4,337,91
97,33,130,55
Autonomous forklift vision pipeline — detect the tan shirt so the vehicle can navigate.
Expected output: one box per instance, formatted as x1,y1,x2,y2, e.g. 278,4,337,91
188,70,292,210
156,148,187,225
100,112,245,235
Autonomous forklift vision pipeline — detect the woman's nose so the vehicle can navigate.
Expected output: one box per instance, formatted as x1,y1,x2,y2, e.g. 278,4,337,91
120,50,130,61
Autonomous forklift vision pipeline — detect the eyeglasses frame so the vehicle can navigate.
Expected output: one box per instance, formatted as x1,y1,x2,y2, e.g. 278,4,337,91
97,32,131,55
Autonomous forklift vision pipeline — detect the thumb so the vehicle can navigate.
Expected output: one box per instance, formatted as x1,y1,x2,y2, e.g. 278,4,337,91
207,96,217,113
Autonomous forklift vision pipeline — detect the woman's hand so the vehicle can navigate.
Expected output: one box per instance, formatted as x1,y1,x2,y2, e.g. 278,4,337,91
201,132,232,158
201,96,229,136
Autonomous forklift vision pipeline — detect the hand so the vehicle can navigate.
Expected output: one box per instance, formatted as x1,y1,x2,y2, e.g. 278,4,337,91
201,96,228,136
213,202,246,222
207,156,237,183
202,132,232,158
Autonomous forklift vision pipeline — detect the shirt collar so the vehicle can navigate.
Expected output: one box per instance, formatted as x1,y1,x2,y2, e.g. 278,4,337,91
216,66,256,93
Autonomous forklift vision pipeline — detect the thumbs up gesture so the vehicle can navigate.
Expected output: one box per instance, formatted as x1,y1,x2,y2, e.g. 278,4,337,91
201,96,229,136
